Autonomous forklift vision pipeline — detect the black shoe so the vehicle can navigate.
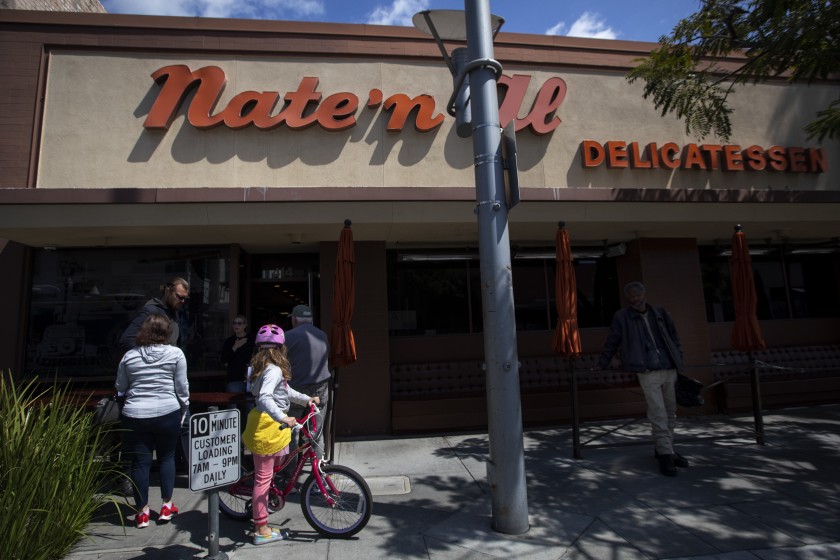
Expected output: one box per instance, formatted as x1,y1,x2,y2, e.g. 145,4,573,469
656,450,689,468
657,454,677,477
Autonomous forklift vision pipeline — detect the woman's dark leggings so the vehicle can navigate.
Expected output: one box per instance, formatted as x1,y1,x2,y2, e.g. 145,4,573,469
120,409,181,509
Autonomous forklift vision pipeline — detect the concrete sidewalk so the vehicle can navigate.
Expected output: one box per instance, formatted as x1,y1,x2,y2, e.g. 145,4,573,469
66,404,840,560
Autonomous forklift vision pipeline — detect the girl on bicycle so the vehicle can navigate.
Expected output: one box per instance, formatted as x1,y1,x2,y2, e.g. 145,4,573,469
243,324,319,545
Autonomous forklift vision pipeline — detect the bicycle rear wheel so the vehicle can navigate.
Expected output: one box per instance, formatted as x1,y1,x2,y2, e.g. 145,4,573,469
300,464,372,538
219,471,286,521
218,473,253,521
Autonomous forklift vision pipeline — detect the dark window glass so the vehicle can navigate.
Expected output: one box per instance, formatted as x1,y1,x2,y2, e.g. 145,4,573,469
26,246,230,382
387,256,481,335
701,258,734,322
388,250,620,335
572,257,621,328
513,259,552,331
753,260,787,319
786,254,840,318
699,245,840,321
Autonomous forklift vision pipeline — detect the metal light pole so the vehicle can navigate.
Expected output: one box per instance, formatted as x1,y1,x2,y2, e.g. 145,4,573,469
413,2,529,535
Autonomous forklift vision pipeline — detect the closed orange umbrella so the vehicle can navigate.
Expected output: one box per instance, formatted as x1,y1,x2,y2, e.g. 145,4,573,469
330,219,357,368
730,225,766,353
552,222,581,357
326,219,356,461
728,224,766,444
551,222,582,458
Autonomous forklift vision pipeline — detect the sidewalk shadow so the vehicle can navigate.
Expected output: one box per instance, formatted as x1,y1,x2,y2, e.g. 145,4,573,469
170,508,252,551
89,496,135,529
111,545,206,559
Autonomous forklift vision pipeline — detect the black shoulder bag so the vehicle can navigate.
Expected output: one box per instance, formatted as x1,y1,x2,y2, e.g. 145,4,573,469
676,374,704,407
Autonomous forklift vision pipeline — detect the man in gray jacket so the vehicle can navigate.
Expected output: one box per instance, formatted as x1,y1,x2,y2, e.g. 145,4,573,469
596,281,689,476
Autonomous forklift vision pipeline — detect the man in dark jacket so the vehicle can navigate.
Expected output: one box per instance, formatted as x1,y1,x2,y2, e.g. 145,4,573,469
119,278,190,353
283,304,331,471
596,281,689,476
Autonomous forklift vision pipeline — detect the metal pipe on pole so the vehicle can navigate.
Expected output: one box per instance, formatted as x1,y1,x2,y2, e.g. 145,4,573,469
462,0,529,535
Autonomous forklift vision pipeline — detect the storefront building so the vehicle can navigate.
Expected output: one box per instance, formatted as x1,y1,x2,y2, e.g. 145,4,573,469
1,10,839,436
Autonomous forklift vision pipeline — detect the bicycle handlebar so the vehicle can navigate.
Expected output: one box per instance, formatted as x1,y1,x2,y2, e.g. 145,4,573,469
278,403,321,431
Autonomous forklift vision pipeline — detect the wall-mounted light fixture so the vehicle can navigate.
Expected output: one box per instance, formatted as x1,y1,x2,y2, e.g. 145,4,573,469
604,242,627,258
785,247,838,255
397,252,478,262
513,249,613,260
717,248,776,257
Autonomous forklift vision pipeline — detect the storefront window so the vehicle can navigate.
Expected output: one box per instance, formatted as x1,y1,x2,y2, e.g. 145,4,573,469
387,256,482,335
786,254,840,318
26,246,230,383
387,250,619,336
700,246,840,321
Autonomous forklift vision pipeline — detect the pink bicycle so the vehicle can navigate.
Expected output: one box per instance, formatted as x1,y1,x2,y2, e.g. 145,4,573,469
218,404,372,538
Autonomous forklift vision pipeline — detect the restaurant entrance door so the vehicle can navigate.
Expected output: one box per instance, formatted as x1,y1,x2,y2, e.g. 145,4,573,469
246,253,320,331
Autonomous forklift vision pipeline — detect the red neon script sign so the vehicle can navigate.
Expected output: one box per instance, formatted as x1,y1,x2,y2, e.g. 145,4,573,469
143,65,567,135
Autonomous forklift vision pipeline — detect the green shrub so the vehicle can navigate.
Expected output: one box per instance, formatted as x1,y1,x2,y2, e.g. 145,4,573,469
0,376,121,560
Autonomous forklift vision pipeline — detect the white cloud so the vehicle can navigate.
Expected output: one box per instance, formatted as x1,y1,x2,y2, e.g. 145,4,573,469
259,0,324,18
545,21,566,36
366,0,429,26
199,0,239,18
567,12,617,40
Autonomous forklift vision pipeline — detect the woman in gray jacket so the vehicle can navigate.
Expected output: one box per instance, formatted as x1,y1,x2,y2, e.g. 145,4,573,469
116,314,190,528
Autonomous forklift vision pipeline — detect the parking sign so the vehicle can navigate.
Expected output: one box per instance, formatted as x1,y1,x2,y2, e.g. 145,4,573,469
189,409,241,492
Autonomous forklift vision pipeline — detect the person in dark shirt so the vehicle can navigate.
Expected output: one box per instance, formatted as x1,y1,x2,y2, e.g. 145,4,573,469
596,281,689,477
220,314,255,392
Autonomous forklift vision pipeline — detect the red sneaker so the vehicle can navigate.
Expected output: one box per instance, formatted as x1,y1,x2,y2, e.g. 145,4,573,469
158,503,178,522
136,510,150,529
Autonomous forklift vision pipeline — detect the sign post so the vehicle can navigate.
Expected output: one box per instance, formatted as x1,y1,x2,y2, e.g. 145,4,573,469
190,407,241,560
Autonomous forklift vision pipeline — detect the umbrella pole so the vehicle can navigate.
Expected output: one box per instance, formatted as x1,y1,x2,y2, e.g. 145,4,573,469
327,367,339,462
570,358,582,459
748,352,765,445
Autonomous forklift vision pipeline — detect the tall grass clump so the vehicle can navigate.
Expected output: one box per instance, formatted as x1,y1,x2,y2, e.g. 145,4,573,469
0,376,121,560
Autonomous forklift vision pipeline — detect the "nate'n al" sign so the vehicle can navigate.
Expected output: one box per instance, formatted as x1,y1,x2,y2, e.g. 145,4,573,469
143,65,568,135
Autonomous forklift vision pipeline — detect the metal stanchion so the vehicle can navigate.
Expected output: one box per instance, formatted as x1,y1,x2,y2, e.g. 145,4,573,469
205,405,228,560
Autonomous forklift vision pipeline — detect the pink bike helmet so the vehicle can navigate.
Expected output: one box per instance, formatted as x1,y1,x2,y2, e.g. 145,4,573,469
255,324,285,347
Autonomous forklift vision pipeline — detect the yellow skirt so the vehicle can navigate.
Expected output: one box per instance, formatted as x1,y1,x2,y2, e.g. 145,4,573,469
242,408,291,455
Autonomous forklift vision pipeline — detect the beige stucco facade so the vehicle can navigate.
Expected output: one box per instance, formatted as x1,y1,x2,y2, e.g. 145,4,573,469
0,10,835,254
38,51,839,193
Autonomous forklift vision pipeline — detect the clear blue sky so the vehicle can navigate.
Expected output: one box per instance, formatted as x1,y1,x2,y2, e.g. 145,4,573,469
99,0,701,43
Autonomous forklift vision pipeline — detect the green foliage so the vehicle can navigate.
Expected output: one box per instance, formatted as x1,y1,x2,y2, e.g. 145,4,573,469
0,376,122,560
627,0,840,142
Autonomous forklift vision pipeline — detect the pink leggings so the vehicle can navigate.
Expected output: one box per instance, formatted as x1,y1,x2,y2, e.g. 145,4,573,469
252,447,289,527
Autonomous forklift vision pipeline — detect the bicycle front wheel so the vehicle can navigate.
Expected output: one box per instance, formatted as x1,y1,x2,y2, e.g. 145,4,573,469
300,464,372,538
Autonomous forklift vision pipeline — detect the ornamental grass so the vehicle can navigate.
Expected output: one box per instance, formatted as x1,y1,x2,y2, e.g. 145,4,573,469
0,376,122,560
